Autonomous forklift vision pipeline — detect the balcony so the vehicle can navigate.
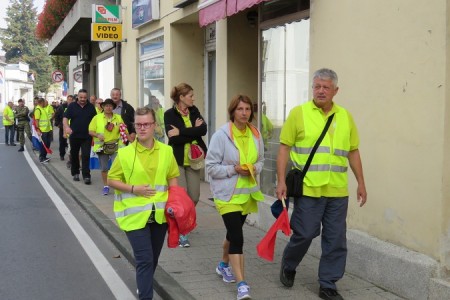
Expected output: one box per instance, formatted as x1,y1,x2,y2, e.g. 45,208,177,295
47,0,116,55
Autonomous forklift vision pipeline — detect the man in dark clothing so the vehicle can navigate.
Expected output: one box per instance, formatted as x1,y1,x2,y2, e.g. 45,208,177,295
54,95,73,160
63,89,97,185
110,88,136,144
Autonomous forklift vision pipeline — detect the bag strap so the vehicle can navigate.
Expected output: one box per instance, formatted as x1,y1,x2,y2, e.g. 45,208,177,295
301,113,335,176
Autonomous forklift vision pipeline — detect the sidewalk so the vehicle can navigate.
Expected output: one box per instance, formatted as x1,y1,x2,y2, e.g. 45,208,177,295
33,142,403,300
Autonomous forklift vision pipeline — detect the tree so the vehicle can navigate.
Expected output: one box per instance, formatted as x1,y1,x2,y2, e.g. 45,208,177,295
0,0,52,94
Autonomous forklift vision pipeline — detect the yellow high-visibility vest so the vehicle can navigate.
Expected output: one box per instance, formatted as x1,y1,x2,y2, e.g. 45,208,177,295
91,113,125,153
290,101,351,188
229,124,264,204
35,107,51,132
113,141,172,231
2,106,14,126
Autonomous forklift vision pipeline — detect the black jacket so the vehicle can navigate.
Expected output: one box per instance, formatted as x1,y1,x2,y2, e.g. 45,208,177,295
119,99,136,134
54,103,68,127
164,105,207,166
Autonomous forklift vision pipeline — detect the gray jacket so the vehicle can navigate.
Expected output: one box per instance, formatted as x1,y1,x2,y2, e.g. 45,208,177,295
206,122,265,201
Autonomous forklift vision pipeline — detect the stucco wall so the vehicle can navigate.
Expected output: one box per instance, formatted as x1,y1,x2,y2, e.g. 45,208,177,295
310,0,447,260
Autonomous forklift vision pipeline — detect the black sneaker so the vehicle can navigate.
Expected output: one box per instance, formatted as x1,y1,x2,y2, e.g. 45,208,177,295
280,264,296,287
18,146,24,152
73,174,80,181
83,177,91,185
10,143,16,146
319,287,344,300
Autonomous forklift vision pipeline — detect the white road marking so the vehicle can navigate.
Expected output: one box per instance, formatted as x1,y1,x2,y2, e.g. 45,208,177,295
23,146,136,300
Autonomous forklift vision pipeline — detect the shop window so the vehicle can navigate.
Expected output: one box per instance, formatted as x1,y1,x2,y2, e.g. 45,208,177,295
139,33,165,141
260,18,310,197
98,56,115,99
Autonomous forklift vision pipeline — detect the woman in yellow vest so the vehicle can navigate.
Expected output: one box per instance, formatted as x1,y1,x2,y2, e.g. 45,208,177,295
205,95,265,300
89,99,128,196
108,107,179,300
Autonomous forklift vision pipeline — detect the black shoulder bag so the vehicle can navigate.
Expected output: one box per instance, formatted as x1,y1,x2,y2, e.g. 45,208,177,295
285,113,335,198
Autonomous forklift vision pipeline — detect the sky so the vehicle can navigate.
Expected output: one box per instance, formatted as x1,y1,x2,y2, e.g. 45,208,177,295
0,0,45,54
0,0,46,29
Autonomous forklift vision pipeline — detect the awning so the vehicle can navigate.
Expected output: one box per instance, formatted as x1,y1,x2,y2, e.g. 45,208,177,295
199,0,267,27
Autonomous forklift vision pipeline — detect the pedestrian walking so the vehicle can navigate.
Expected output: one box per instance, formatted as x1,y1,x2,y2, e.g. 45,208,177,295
110,88,136,143
3,101,16,146
108,107,179,300
63,89,97,184
34,98,52,163
164,83,207,247
276,68,367,300
54,95,74,160
205,95,265,300
89,98,128,196
15,99,32,152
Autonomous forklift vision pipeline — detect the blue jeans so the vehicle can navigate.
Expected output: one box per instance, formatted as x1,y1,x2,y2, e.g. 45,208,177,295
282,196,348,289
5,125,15,144
126,222,167,300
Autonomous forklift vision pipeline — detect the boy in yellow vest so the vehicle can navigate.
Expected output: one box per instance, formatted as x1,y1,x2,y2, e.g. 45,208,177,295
108,107,179,300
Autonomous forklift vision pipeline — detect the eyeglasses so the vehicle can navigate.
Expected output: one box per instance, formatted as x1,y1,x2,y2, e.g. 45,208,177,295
313,85,333,92
134,122,155,129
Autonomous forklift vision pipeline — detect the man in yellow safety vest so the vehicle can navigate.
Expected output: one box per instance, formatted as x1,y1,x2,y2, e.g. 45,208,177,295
276,68,367,300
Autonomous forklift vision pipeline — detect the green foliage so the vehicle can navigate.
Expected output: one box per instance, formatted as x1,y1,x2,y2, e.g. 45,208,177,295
0,0,52,94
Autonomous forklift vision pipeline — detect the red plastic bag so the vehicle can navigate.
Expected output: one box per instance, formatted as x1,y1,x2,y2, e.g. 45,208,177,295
165,186,197,248
190,144,204,159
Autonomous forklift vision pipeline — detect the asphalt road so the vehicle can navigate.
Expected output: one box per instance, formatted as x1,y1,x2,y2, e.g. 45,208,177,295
0,120,161,300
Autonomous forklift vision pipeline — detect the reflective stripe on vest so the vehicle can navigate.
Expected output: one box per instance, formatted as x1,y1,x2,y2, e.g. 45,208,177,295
36,107,51,132
115,186,168,201
290,101,351,188
113,141,172,231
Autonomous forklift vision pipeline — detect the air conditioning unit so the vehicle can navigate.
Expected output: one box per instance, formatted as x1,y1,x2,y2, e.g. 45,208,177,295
78,44,90,62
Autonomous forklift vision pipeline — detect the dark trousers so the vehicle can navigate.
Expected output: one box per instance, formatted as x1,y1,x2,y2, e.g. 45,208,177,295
39,132,51,161
58,126,67,158
282,196,349,290
126,222,167,300
4,125,14,144
69,138,91,178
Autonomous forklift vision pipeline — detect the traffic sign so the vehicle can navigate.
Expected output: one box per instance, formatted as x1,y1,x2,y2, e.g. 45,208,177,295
73,71,82,83
92,5,121,23
91,23,123,42
52,70,64,83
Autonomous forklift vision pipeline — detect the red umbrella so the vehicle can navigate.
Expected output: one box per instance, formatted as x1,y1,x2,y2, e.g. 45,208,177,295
256,198,291,261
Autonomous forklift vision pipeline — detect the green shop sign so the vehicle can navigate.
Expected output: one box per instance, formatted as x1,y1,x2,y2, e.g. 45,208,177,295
92,5,121,24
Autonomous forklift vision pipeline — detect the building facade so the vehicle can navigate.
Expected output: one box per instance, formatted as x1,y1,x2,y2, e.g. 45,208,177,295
46,0,450,298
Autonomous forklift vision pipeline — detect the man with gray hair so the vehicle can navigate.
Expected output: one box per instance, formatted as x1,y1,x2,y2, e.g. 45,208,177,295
276,68,367,300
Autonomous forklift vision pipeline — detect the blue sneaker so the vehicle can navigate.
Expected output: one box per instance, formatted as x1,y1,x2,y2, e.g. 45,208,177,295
237,282,251,300
179,235,190,248
102,186,110,195
216,262,236,283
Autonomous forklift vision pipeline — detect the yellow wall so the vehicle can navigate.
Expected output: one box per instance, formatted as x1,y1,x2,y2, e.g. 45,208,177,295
311,0,447,261
227,12,259,103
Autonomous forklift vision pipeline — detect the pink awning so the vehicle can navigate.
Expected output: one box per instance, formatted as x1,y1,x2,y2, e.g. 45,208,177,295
199,0,267,27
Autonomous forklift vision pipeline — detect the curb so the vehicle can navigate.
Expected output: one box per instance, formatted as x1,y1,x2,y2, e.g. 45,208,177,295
38,152,195,300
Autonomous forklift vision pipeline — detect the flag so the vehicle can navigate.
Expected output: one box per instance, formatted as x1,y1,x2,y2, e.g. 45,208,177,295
256,204,291,261
31,120,42,151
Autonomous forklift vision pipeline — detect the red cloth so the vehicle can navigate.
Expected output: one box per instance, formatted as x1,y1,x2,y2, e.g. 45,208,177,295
256,208,291,261
165,186,197,248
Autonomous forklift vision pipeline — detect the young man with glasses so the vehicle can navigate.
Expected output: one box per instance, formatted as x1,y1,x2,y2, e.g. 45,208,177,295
108,107,179,300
